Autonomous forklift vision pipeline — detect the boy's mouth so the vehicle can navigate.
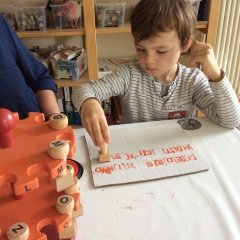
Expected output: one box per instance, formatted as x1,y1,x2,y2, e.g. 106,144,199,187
146,67,157,72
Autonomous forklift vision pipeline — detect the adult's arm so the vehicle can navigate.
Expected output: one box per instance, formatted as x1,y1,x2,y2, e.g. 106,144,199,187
36,89,60,119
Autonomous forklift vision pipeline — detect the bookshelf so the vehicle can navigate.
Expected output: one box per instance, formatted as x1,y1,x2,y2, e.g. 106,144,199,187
17,28,84,38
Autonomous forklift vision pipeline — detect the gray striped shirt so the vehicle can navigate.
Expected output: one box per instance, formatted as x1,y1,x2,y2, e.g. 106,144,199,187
72,61,240,128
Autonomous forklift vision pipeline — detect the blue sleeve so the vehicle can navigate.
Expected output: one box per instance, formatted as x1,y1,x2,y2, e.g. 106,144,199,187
0,15,57,93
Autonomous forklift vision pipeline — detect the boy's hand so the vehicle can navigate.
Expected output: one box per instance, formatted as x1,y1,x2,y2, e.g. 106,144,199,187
190,41,222,82
80,98,111,147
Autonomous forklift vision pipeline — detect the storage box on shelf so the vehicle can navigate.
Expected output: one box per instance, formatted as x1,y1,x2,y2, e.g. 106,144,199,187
0,4,15,29
50,48,88,81
14,5,47,31
95,1,126,27
50,2,82,29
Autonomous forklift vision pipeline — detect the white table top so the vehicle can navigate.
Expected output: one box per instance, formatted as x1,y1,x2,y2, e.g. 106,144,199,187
74,118,240,240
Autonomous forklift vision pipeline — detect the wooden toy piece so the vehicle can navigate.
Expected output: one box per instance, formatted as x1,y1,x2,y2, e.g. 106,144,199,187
64,176,80,194
54,159,77,192
48,140,70,160
99,143,110,163
72,202,83,218
7,222,29,240
55,172,75,192
56,195,74,216
59,217,77,240
0,108,15,148
55,195,77,240
49,113,68,130
66,163,75,176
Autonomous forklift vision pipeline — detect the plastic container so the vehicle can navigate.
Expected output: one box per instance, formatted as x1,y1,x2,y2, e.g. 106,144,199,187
14,5,47,31
0,4,15,29
51,3,82,29
51,52,88,80
95,1,126,27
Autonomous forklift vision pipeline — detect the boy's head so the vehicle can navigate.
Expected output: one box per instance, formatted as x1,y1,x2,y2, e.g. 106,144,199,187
130,0,196,47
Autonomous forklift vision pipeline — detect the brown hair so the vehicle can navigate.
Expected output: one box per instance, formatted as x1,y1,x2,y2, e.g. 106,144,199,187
130,0,196,47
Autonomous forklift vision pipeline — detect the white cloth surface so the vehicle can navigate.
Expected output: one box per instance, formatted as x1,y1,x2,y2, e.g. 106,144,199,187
74,118,240,240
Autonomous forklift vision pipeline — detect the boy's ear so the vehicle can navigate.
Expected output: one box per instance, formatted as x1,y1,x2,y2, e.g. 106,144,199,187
181,37,193,53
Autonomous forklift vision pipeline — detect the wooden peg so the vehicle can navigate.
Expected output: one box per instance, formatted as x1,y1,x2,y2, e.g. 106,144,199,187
59,217,76,239
56,195,74,216
64,176,80,194
7,222,29,240
56,195,77,239
48,140,69,160
54,172,74,192
99,143,110,163
72,203,83,218
66,164,74,176
49,113,68,130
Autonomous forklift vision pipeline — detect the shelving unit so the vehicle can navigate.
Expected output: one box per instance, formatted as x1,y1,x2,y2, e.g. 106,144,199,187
95,21,209,35
17,28,84,38
17,0,221,88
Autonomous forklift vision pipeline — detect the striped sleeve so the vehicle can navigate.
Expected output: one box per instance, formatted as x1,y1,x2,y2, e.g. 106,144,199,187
194,73,240,128
72,63,131,112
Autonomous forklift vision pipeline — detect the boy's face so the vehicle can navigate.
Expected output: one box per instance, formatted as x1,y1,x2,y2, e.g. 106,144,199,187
135,30,185,83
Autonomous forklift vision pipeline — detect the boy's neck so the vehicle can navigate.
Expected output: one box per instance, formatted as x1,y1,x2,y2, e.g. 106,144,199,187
155,63,179,84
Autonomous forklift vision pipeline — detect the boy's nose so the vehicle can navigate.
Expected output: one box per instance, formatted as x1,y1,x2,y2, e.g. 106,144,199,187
145,53,155,64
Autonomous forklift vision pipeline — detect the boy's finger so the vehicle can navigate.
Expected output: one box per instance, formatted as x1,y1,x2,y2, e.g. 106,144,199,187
98,114,111,143
100,120,111,144
92,121,106,147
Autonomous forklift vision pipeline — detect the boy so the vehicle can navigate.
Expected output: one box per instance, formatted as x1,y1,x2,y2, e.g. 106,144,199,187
72,0,240,147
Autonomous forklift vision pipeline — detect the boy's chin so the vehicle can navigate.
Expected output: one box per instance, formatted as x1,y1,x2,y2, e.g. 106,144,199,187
146,70,159,78
143,68,157,76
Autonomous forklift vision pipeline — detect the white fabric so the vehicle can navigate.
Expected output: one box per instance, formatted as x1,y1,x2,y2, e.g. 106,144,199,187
74,118,240,240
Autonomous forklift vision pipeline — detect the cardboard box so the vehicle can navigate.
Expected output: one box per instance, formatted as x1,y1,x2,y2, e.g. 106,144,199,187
51,50,87,80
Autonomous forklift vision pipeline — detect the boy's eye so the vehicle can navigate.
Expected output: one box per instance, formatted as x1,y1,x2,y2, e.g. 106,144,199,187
157,51,167,54
136,48,145,52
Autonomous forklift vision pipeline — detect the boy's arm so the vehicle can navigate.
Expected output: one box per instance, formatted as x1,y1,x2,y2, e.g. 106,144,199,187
190,41,240,128
72,63,131,146
80,98,111,147
71,82,111,147
190,41,222,82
